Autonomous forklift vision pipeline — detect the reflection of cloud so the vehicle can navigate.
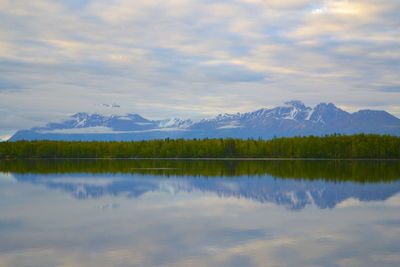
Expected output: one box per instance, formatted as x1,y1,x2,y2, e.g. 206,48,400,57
0,172,17,184
38,177,128,186
385,193,400,207
0,177,400,266
336,197,362,208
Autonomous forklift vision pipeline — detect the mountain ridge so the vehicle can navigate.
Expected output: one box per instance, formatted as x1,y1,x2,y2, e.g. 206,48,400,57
9,101,400,141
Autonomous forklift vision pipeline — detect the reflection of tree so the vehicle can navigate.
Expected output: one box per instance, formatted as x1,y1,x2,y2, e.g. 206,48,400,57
1,159,399,183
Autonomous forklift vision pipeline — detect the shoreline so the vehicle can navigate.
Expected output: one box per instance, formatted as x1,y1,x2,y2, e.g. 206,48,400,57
1,157,400,161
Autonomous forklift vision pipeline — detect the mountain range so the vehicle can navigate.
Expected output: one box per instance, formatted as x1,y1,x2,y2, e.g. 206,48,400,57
9,101,400,141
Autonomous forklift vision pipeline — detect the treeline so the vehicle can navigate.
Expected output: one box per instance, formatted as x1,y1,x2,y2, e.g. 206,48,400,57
0,134,399,159
1,159,399,183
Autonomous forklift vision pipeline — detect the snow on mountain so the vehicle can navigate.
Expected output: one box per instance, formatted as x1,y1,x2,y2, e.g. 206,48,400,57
158,117,193,128
9,101,400,141
308,103,350,125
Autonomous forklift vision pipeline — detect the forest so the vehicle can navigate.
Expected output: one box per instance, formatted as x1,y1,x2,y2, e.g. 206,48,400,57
0,134,399,159
1,159,399,183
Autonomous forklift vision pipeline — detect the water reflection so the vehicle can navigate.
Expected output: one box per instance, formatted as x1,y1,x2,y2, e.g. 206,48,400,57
2,159,400,210
1,159,400,182
0,160,399,266
7,173,400,210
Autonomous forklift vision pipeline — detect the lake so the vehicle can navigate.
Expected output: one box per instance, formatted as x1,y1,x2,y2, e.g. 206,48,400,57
1,159,400,266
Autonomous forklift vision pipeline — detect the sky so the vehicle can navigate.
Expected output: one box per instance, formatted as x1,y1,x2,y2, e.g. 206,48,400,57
0,0,399,139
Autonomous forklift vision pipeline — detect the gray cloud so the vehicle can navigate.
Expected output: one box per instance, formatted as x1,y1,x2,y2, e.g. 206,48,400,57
379,85,400,93
0,79,22,92
0,0,399,136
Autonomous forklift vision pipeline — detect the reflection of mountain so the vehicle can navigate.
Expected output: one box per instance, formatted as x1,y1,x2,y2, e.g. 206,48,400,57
5,160,400,210
12,173,400,210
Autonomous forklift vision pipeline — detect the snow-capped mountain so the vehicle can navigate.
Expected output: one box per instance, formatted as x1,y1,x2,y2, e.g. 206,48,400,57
9,101,400,141
158,117,193,129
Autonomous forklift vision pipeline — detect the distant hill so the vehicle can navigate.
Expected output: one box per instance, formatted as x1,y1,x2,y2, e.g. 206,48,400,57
9,101,400,141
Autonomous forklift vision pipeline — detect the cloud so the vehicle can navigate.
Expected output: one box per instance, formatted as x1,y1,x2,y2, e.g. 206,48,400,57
0,79,22,92
287,0,400,41
0,0,399,135
39,126,188,134
237,0,317,10
378,85,400,93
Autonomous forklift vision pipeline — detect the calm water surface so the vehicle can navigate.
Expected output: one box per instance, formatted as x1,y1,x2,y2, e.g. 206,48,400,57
0,160,400,267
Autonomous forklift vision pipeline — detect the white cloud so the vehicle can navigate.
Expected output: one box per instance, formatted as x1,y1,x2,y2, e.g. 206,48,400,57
0,0,399,135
